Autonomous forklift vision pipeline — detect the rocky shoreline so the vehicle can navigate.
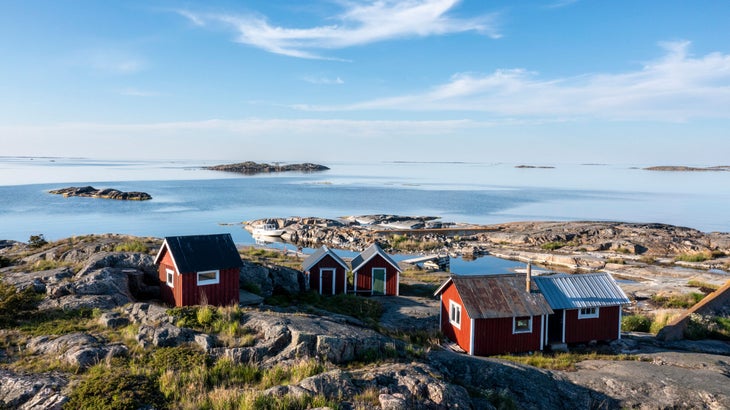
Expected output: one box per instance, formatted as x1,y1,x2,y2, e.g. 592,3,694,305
204,161,329,174
48,186,152,201
2,226,729,408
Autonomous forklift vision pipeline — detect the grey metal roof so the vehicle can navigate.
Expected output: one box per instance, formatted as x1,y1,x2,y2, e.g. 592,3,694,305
434,274,553,319
156,233,243,273
351,243,401,273
533,272,630,309
302,245,348,271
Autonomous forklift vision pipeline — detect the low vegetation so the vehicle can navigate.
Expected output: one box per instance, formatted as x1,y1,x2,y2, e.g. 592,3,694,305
267,291,384,326
687,280,721,292
650,292,705,309
388,234,442,252
168,305,256,347
621,314,652,333
685,313,730,340
114,240,149,253
540,241,566,251
0,280,42,326
239,246,303,269
495,352,641,371
674,250,725,262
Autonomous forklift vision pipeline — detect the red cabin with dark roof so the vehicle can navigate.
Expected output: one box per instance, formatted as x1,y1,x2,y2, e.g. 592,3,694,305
155,233,243,307
351,243,401,296
434,274,553,356
302,246,349,295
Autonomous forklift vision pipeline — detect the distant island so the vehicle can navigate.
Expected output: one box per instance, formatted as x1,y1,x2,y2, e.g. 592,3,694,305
644,165,730,172
49,186,152,200
204,161,329,175
515,165,555,169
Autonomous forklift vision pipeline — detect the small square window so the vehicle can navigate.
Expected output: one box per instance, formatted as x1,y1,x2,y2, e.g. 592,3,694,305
578,307,599,319
513,316,532,333
166,269,174,288
197,270,220,286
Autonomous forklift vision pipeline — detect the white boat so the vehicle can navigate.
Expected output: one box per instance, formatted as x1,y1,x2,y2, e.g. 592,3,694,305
252,223,285,237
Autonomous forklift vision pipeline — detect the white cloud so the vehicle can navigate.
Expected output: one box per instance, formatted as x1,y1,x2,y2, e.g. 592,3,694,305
303,41,730,121
178,0,499,59
302,75,344,85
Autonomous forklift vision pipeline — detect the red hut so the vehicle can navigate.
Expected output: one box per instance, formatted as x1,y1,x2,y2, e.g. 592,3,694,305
434,274,553,356
533,272,630,345
155,233,243,307
302,246,349,295
351,243,401,296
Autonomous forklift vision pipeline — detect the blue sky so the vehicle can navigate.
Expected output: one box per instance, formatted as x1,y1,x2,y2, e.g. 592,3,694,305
1,0,729,164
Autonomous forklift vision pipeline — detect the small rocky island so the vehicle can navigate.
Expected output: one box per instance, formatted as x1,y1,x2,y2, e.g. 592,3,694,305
49,186,152,201
204,161,329,175
644,165,730,172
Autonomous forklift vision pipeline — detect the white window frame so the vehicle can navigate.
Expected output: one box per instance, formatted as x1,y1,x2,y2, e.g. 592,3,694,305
578,307,599,319
196,270,220,286
449,300,462,329
166,268,175,288
513,316,533,334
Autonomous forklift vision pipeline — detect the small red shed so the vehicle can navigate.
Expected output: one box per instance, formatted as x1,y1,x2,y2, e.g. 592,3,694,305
155,233,243,307
434,274,553,356
533,272,630,345
351,243,401,296
302,246,349,295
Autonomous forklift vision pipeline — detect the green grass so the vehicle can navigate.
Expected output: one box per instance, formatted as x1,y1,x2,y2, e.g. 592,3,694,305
168,305,255,347
17,307,98,336
540,241,566,251
239,246,303,269
0,280,43,326
621,314,651,332
687,280,721,292
113,240,149,253
495,352,640,371
388,234,442,252
65,362,166,410
28,259,70,272
675,252,711,262
650,292,705,309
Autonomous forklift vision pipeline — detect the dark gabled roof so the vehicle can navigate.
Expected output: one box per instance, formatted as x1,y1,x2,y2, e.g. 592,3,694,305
351,243,401,273
302,245,348,271
155,233,243,273
434,274,553,319
533,272,630,309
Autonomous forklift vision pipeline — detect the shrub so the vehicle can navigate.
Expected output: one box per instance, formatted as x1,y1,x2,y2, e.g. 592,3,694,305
0,256,12,268
65,363,166,410
28,234,48,248
622,314,651,332
675,252,710,262
0,281,41,326
113,240,148,253
541,242,565,251
650,292,705,309
147,345,207,374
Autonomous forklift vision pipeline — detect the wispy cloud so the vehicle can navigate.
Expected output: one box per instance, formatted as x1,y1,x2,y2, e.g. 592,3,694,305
177,0,500,59
302,75,344,85
81,50,146,74
299,41,730,121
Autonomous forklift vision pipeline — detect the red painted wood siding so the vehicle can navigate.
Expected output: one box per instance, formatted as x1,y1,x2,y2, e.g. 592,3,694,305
308,255,347,295
439,282,472,354
564,306,620,343
354,255,399,295
472,316,543,356
157,247,239,307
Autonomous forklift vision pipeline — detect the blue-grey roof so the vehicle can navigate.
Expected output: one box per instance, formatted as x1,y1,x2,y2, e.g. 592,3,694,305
533,273,630,309
351,243,401,273
302,245,348,271
156,233,243,273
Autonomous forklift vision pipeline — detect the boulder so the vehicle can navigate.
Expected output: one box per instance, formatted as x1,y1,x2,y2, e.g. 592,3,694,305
26,333,127,369
0,369,68,410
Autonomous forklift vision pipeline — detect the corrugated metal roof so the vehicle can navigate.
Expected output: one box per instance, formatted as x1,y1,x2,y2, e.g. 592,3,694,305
301,245,348,271
533,272,630,309
435,274,553,319
351,243,401,273
157,233,243,273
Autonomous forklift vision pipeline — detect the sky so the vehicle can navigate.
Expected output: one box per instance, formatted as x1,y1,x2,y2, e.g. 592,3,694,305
1,0,729,164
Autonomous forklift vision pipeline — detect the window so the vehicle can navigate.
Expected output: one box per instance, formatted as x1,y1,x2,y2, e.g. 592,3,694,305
197,270,220,286
449,300,462,328
578,307,599,319
513,316,532,334
166,269,174,288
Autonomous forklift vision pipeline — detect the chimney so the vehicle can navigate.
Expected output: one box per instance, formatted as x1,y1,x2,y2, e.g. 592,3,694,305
526,262,532,292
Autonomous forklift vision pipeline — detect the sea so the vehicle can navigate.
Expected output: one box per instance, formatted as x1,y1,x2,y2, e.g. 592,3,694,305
1,157,728,274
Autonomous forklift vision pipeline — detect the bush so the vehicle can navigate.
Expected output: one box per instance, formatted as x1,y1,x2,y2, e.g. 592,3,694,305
65,363,166,410
28,234,48,248
113,240,148,253
622,314,651,332
650,292,705,309
0,281,41,326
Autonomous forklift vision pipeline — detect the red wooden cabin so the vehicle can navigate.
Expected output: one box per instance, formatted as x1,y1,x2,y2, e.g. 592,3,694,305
434,274,553,356
533,272,630,345
351,243,401,296
155,233,243,307
302,246,349,295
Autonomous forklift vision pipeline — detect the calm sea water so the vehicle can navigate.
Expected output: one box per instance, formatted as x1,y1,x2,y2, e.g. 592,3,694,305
1,157,728,274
